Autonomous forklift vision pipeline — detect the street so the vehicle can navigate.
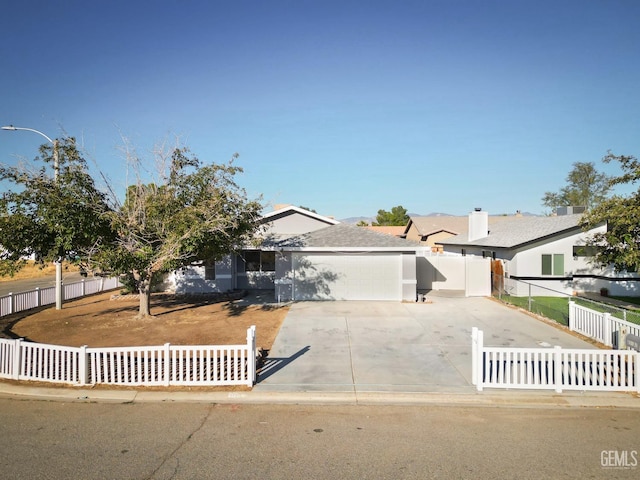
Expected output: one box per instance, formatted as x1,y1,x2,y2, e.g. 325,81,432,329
0,272,87,297
0,398,637,479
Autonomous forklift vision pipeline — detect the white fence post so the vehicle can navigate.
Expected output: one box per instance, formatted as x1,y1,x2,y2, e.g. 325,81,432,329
81,279,86,297
246,325,256,386
78,345,88,386
603,313,612,347
476,329,484,392
636,351,640,394
554,346,562,393
35,287,41,307
164,343,171,387
471,327,478,387
12,338,22,380
8,293,14,316
568,301,574,331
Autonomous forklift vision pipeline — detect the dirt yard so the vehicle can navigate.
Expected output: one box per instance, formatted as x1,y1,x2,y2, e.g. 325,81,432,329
5,291,289,353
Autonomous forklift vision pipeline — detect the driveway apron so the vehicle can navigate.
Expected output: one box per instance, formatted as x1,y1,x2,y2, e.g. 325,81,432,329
254,296,596,393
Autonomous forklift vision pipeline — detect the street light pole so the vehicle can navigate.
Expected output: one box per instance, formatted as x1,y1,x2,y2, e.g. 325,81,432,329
2,125,63,310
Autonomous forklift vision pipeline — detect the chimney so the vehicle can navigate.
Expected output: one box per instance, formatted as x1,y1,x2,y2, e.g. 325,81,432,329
468,208,489,241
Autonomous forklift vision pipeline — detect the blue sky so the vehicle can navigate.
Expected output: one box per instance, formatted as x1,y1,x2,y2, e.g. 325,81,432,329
1,0,639,219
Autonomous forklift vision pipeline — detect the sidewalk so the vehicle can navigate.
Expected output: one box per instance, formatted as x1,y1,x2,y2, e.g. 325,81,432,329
1,381,638,409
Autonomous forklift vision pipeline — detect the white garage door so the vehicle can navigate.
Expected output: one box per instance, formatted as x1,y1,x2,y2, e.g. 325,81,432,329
292,253,402,301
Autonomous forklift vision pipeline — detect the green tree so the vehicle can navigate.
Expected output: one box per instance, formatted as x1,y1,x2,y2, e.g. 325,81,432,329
373,205,409,226
542,161,611,213
582,152,640,273
356,220,369,227
0,137,114,278
96,145,262,318
298,205,317,213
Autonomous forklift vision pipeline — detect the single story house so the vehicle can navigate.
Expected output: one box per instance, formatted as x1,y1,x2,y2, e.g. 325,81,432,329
166,205,420,301
439,209,640,296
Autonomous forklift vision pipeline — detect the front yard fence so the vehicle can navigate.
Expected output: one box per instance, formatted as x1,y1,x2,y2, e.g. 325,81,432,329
471,327,640,393
0,326,257,387
568,301,640,349
0,276,122,318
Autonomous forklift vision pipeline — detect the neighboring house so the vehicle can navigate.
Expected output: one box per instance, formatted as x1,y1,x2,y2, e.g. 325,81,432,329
166,205,420,301
404,215,515,252
439,209,640,296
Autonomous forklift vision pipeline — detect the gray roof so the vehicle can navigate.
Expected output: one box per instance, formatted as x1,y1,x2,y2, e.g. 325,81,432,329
440,214,585,249
275,223,421,250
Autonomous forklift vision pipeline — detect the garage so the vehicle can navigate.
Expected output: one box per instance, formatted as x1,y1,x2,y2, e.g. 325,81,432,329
273,223,419,302
292,252,402,301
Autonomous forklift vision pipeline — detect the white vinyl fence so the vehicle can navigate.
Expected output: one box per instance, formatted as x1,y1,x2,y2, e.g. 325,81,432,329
0,277,122,318
471,327,640,393
568,301,640,348
0,326,257,387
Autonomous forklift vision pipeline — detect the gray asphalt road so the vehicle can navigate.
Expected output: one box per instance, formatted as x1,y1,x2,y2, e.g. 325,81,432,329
0,398,637,479
0,272,86,297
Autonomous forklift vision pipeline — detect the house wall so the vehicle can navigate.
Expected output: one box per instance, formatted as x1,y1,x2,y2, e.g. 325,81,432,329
401,252,417,301
450,224,639,297
264,213,334,236
164,255,234,294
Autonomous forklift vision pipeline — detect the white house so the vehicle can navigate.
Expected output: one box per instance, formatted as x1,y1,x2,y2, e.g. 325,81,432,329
439,209,640,296
165,205,420,301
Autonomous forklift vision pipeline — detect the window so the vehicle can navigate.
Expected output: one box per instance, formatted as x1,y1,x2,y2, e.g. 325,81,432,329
244,251,261,271
573,245,598,257
242,251,275,272
261,251,276,272
542,254,564,276
204,263,215,280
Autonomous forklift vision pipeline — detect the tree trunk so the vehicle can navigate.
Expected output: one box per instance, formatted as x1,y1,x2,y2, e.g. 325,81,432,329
137,277,153,318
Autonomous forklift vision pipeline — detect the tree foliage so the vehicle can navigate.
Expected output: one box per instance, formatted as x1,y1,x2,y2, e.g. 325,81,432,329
0,137,113,277
582,152,640,273
95,144,263,317
542,161,611,213
373,205,409,226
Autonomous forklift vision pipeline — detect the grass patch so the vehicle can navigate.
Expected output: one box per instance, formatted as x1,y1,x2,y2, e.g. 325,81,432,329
610,296,640,307
497,294,640,327
498,295,570,325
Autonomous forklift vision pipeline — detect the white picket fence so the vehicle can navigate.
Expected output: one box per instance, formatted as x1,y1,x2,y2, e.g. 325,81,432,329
568,301,640,348
471,327,640,393
0,277,122,317
0,326,257,387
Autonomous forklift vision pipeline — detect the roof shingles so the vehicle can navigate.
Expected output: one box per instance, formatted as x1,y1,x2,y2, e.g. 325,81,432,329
441,214,584,248
276,223,420,249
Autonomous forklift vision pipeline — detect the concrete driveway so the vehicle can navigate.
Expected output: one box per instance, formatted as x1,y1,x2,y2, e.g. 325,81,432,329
254,294,596,394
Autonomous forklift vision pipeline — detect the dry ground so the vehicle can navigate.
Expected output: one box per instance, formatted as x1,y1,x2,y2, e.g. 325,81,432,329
6,291,289,353
0,261,79,282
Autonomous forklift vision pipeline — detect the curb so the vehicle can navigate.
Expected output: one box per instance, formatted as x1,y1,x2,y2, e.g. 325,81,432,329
1,382,638,409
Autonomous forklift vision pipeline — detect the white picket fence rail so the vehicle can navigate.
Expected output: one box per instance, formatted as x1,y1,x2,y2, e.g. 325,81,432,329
568,301,640,348
0,277,122,318
471,327,640,393
0,326,257,387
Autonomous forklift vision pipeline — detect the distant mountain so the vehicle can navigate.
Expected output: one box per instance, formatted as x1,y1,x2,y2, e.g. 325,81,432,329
340,216,374,224
341,211,538,223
